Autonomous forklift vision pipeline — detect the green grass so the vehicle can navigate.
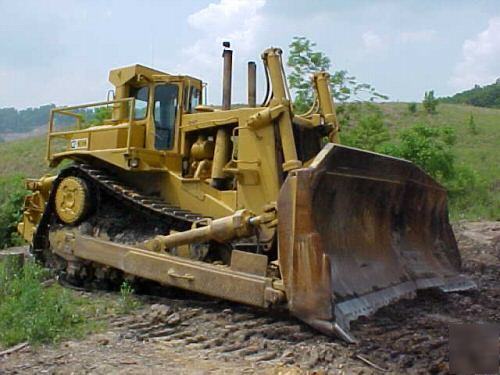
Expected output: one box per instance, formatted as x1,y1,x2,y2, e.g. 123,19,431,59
0,260,95,347
0,136,49,178
0,259,140,349
376,103,499,220
118,280,142,314
378,103,500,184
0,137,56,248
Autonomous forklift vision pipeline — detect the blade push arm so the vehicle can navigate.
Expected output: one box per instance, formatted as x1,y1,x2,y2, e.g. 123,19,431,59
261,47,340,148
313,72,340,143
260,48,302,172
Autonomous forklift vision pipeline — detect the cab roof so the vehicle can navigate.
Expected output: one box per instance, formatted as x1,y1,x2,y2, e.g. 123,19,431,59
109,64,202,87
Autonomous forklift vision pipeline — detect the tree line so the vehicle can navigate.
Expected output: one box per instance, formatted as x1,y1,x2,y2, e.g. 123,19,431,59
0,105,104,134
0,105,56,133
440,80,500,108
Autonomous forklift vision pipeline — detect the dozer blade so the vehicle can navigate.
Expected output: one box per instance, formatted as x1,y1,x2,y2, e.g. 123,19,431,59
278,143,475,342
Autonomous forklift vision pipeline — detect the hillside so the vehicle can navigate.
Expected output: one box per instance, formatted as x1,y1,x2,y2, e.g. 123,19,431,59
0,105,55,134
378,103,500,186
0,136,49,178
440,80,500,108
0,105,105,141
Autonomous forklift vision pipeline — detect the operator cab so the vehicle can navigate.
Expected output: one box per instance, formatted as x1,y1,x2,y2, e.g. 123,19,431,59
109,64,203,153
129,83,178,150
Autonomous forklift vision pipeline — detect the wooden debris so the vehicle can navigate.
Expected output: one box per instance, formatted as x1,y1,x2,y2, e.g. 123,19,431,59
355,354,388,372
0,342,29,357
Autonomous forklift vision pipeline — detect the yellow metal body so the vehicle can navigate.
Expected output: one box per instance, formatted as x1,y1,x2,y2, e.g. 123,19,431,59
18,175,56,242
20,48,337,245
16,46,338,326
48,229,285,308
17,46,468,342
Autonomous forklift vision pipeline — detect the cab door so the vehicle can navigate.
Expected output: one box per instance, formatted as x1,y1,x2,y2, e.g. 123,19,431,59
152,83,179,151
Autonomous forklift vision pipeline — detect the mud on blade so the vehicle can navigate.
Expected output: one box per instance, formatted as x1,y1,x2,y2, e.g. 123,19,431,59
278,143,475,342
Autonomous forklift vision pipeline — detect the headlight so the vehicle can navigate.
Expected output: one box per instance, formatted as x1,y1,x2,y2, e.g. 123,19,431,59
128,158,140,168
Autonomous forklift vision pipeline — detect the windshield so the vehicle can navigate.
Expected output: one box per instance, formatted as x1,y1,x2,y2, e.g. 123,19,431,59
153,84,178,150
130,86,149,120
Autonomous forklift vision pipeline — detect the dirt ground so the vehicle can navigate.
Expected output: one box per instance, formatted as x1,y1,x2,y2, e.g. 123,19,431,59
1,221,498,374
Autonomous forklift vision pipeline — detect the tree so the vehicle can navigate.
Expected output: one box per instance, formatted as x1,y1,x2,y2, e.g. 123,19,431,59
408,102,417,114
423,90,438,114
287,37,330,113
440,80,500,108
87,107,112,126
0,104,98,134
287,37,387,113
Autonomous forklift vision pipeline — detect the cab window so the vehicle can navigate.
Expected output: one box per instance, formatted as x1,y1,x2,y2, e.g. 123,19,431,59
130,86,149,120
153,84,178,150
184,86,201,113
191,87,201,110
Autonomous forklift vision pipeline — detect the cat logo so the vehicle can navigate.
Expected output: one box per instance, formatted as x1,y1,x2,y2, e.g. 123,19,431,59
70,138,88,150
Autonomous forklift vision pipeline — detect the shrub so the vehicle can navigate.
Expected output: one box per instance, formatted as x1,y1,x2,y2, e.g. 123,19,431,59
446,166,498,220
341,111,390,152
408,102,417,114
119,280,140,313
0,175,27,248
468,114,478,135
379,123,498,219
0,261,85,347
423,90,438,114
83,106,113,127
381,124,456,180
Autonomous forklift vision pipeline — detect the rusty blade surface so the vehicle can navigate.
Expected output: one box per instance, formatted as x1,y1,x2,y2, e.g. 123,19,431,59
278,143,475,342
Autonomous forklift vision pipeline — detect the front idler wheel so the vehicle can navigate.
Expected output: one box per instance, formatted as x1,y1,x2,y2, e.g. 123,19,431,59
54,176,94,225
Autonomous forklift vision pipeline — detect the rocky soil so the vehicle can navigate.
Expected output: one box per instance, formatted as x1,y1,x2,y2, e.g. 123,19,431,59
0,221,498,374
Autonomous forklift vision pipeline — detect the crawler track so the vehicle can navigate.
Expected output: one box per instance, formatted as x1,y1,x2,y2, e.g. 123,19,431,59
32,162,210,284
36,162,206,241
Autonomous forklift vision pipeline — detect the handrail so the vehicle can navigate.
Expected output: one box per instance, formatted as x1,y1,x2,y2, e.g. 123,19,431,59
52,97,132,113
48,123,131,137
56,110,84,119
47,97,136,162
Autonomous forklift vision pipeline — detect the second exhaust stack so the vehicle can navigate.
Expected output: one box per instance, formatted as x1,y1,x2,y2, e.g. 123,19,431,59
248,61,256,107
222,42,233,110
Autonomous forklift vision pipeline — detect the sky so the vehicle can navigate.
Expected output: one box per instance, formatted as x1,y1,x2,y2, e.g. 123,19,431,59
0,0,499,109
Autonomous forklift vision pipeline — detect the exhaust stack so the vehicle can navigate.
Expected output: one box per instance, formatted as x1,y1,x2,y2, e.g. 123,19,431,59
248,61,256,107
222,42,233,110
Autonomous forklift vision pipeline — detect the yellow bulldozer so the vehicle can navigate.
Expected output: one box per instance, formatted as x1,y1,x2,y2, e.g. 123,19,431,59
18,44,473,342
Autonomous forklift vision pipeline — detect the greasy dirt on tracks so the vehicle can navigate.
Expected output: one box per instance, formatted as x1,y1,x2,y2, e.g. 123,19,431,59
1,221,498,374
